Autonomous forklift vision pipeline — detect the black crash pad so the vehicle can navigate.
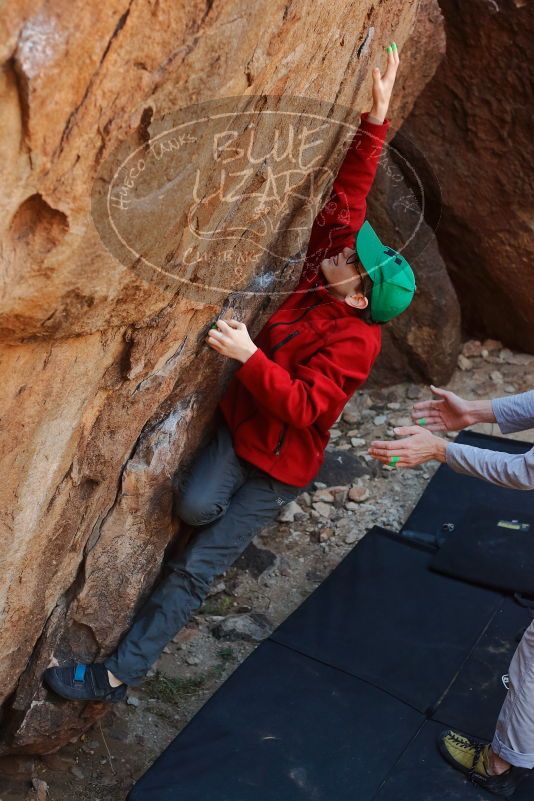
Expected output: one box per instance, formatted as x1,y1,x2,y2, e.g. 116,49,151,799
128,639,424,801
128,526,533,801
402,431,534,542
429,505,534,596
271,527,501,713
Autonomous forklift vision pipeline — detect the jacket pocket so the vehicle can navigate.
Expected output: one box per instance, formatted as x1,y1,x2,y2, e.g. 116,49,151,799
273,422,288,456
270,329,301,356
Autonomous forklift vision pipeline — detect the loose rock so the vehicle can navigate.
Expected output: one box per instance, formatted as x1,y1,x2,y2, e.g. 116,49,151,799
391,417,411,428
348,486,370,503
70,766,84,780
126,695,140,708
298,492,312,507
319,527,334,542
211,613,272,642
482,339,502,352
462,340,482,358
32,779,49,801
406,385,422,400
312,501,332,518
457,354,473,371
278,501,306,522
312,489,335,503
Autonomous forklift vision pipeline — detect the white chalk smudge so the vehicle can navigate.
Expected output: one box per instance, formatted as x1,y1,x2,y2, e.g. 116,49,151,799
248,271,277,291
289,766,321,800
17,12,65,79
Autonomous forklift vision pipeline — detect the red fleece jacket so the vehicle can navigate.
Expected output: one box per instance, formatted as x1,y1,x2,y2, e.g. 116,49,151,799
218,111,391,487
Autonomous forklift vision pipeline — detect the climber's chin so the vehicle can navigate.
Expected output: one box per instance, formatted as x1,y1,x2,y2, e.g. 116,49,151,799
320,255,334,280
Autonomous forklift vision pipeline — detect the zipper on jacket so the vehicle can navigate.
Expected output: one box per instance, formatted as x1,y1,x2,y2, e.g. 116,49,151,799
270,329,300,355
274,422,288,456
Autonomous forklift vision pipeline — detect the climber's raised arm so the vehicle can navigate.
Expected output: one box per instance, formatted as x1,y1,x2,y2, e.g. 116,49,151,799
305,42,400,265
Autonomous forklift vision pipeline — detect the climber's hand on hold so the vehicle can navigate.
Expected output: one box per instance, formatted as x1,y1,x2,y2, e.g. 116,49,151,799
370,41,399,122
206,319,258,364
368,426,448,468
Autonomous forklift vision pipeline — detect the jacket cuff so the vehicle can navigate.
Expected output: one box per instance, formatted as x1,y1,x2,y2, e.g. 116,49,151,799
360,110,391,136
234,346,267,384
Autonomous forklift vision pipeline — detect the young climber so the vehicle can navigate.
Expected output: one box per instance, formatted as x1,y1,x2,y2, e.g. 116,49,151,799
44,41,416,702
369,387,534,797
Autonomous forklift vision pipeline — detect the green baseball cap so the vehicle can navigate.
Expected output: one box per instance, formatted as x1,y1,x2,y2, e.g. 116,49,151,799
355,221,416,323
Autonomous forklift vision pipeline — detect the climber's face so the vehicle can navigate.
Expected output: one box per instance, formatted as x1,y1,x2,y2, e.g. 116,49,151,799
320,247,370,310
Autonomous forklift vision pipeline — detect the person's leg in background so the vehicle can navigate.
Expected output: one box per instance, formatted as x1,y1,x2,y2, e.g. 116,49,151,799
439,617,534,796
491,617,534,769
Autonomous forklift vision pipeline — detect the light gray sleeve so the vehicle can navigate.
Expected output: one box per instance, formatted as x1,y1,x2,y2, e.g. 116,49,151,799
492,390,534,434
446,442,534,491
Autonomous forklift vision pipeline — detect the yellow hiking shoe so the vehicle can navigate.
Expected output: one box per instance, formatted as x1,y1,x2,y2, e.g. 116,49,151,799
438,729,530,797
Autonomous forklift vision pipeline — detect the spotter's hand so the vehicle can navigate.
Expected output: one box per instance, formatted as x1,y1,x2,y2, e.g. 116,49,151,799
411,385,474,432
368,426,448,468
206,319,258,364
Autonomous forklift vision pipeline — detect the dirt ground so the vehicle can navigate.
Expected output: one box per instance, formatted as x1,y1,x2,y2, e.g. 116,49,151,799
2,338,533,801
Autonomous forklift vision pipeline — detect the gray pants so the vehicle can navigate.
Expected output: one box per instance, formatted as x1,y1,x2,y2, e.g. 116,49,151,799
492,617,534,768
105,420,302,686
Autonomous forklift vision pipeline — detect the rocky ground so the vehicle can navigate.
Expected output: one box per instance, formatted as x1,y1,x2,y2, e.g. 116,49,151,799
2,338,533,801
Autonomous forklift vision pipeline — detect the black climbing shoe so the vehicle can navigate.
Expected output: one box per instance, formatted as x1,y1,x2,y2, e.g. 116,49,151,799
43,662,127,703
438,729,531,797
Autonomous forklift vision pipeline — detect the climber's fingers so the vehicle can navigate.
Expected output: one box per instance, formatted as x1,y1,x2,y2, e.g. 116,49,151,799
206,325,232,348
383,41,399,81
220,318,245,330
206,330,227,349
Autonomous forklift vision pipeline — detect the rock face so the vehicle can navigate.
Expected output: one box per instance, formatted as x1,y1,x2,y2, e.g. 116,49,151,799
399,0,534,353
0,0,446,753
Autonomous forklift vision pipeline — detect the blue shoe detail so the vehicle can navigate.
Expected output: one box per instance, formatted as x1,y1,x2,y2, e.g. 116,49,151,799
43,662,127,703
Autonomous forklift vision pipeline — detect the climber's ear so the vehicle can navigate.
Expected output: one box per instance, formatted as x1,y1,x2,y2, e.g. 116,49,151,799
344,292,369,310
